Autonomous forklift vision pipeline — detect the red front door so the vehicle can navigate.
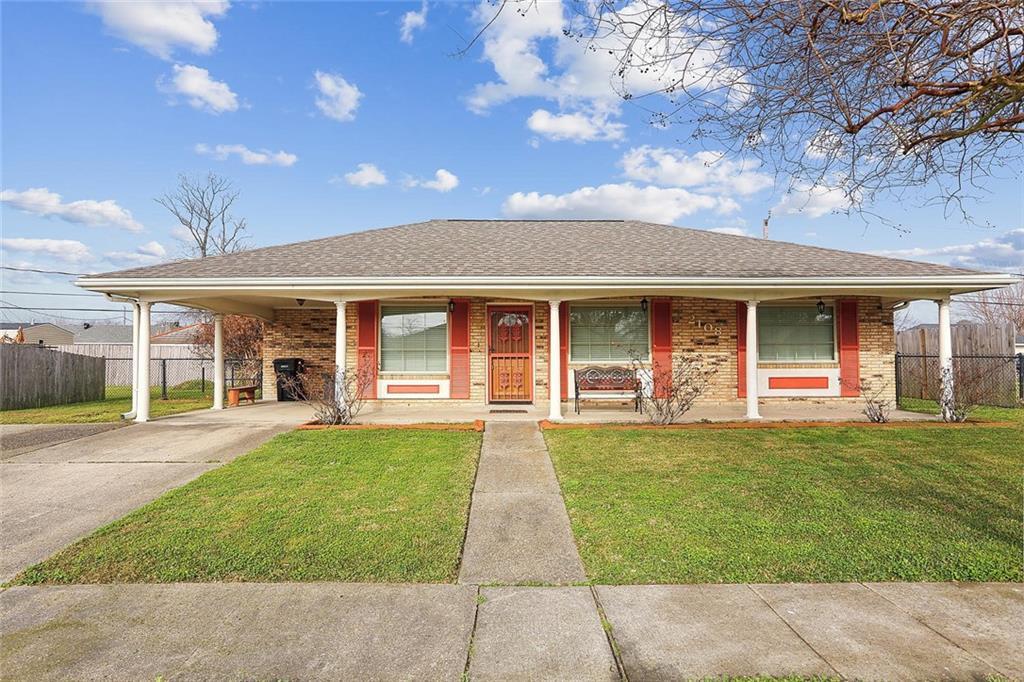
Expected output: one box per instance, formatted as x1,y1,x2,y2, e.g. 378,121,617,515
488,307,533,402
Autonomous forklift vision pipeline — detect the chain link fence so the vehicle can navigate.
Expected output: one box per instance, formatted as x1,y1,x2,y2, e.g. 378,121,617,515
102,357,263,401
895,353,1024,409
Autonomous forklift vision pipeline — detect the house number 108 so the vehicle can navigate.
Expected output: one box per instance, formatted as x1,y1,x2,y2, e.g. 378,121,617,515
690,317,723,336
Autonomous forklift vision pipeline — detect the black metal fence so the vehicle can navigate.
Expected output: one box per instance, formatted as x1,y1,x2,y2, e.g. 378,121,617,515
101,357,263,401
895,353,1024,409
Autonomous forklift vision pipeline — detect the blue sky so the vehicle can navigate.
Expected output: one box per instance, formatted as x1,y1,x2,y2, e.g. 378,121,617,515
2,1,1021,325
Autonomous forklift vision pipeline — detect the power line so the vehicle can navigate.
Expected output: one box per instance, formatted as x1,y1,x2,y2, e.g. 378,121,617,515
1,265,89,276
0,306,186,313
0,290,101,297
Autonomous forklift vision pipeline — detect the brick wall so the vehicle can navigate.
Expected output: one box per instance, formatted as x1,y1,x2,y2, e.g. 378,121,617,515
262,296,895,404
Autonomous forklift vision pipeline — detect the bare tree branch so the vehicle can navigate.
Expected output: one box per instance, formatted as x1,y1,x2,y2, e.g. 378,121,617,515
156,172,250,258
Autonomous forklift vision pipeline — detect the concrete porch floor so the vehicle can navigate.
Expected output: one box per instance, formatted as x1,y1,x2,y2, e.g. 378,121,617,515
357,399,934,424
183,398,936,425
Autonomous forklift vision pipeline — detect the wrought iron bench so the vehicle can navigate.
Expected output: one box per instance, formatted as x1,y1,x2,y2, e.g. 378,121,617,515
574,366,643,414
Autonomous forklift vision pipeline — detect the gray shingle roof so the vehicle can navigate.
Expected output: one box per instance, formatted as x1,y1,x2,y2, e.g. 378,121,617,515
88,220,982,280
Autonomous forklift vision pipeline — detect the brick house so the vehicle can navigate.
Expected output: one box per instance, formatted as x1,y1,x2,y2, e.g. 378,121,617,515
77,220,1014,422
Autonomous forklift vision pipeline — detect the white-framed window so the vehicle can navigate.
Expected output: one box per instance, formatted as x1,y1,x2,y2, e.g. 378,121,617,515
758,305,836,362
569,304,650,362
380,305,448,372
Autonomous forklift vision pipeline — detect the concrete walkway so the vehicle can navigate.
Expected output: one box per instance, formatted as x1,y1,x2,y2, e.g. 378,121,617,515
2,582,1019,680
458,422,585,584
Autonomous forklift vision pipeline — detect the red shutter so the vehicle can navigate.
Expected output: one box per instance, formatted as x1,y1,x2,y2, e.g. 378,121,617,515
356,300,378,399
559,302,569,400
449,299,471,399
838,299,860,396
651,298,673,397
736,301,747,398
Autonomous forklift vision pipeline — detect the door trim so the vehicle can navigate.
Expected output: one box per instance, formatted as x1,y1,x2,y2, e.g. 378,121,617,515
485,304,535,403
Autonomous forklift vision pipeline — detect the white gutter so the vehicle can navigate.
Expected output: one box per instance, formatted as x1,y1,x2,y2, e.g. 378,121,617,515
76,273,1016,291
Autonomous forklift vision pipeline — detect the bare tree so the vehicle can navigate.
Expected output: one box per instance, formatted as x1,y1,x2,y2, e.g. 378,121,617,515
958,281,1024,331
157,172,249,257
475,1,1024,217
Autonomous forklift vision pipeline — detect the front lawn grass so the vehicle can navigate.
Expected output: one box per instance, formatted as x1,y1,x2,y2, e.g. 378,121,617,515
0,394,211,424
898,397,1024,425
15,429,481,584
545,424,1023,584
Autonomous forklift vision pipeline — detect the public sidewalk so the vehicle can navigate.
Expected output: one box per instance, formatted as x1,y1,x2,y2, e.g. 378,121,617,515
2,581,1020,680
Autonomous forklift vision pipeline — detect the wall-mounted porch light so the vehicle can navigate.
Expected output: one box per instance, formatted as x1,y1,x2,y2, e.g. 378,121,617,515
448,299,456,312
640,297,649,312
296,298,306,307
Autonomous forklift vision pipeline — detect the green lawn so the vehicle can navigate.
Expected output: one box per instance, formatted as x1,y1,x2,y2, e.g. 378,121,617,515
545,424,1023,584
899,397,1024,424
0,394,212,424
15,429,481,584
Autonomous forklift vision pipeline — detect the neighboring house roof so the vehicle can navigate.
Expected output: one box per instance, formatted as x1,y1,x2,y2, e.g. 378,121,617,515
150,322,203,344
85,220,987,280
74,325,135,344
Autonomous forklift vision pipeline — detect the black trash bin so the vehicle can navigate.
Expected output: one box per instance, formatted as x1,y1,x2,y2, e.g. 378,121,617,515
273,357,306,401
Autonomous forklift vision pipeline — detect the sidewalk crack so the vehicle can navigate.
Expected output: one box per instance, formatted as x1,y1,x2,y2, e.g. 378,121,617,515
860,582,1005,677
745,584,842,678
590,586,628,681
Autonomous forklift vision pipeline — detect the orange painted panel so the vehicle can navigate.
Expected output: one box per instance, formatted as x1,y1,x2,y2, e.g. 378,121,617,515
768,376,829,390
387,384,441,394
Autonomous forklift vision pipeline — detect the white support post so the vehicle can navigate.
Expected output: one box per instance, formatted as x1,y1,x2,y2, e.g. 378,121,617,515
937,297,954,420
136,301,151,423
549,300,562,421
212,314,225,410
335,300,347,403
745,300,761,419
124,301,140,419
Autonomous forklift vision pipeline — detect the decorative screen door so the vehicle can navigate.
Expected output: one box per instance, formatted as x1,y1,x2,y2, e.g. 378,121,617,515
488,307,533,402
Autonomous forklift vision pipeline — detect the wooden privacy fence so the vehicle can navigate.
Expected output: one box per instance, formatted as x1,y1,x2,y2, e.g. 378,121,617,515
0,345,105,410
896,322,1016,356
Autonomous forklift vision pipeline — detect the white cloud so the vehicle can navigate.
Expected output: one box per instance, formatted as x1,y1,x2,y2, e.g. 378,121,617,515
708,227,752,237
872,230,1024,273
399,2,428,43
160,64,239,114
105,240,169,266
405,168,460,193
338,163,388,187
527,109,625,142
773,181,853,218
620,147,772,195
88,1,229,60
195,143,297,167
1,187,142,232
137,241,167,258
0,238,92,263
314,71,362,122
465,0,736,138
502,182,736,223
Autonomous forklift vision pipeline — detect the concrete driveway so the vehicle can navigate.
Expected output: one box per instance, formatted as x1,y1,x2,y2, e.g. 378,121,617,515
0,403,305,582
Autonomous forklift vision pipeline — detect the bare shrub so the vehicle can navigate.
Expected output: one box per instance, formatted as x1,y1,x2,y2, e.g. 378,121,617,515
630,351,717,424
279,365,374,425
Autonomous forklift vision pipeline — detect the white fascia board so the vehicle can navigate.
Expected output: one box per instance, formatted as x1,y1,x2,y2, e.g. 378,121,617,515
76,274,1018,291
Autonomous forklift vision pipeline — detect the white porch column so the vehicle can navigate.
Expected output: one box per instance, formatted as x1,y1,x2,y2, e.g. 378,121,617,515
136,301,151,423
548,300,562,421
745,300,761,419
212,313,225,410
125,301,140,419
937,297,954,419
335,300,347,402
